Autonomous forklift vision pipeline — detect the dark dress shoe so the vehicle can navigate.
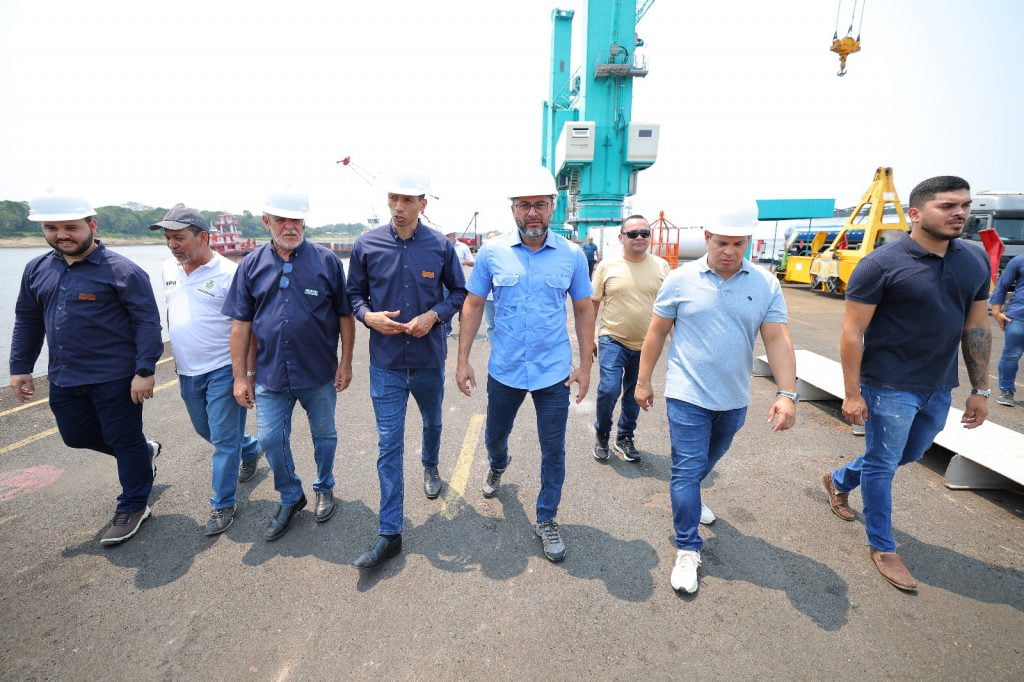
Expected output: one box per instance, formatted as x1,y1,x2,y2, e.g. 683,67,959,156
353,535,402,569
264,495,307,541
423,467,443,499
314,491,336,523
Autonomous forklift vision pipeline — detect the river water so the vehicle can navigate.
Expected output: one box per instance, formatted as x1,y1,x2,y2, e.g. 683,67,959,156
0,243,349,382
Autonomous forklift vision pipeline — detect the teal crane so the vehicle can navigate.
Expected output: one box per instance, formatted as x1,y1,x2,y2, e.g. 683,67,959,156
541,1,659,240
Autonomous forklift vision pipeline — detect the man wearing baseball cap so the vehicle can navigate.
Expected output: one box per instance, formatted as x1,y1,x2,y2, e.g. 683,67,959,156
636,226,798,594
151,204,262,536
10,190,163,546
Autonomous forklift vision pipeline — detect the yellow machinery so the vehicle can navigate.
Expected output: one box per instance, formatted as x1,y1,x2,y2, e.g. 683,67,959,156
830,0,864,76
808,166,909,294
781,230,839,284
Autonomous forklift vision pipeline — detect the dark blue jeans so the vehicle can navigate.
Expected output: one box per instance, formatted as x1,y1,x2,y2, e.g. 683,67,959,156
49,376,152,514
369,366,444,535
485,375,569,523
831,384,951,552
594,335,641,439
667,398,747,551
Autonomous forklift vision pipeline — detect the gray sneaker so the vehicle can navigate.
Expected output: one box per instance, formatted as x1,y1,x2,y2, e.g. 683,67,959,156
238,453,261,483
535,519,566,562
482,456,510,498
147,440,161,479
205,506,236,536
613,436,641,462
997,391,1015,407
593,432,610,462
100,506,152,546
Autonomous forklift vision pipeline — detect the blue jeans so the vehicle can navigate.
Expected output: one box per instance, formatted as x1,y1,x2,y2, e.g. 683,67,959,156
49,376,151,514
998,319,1024,394
830,385,951,552
484,298,495,340
179,364,261,510
594,335,641,439
369,366,444,535
485,375,570,523
667,398,747,551
255,382,338,506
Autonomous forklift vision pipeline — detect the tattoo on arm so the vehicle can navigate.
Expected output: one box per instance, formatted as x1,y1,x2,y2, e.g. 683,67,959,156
962,327,992,388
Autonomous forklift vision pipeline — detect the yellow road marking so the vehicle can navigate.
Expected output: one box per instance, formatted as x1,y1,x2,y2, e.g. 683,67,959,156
0,427,59,456
0,379,178,456
442,413,484,518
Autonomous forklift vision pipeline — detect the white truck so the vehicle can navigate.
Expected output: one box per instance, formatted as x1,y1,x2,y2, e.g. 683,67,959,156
963,191,1024,272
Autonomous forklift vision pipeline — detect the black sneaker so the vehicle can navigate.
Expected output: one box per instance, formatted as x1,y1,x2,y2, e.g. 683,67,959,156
997,391,1015,407
100,506,152,546
147,440,161,479
613,436,641,462
238,453,261,483
482,456,510,498
205,506,236,536
593,432,610,462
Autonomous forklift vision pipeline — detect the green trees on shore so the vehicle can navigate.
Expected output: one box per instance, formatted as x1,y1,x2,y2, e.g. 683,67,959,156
0,200,366,238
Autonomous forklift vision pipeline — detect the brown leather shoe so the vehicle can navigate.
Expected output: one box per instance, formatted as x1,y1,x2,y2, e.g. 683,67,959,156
822,473,855,521
869,549,917,591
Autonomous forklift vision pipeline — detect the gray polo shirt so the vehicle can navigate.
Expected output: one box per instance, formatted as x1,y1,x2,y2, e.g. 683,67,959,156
653,256,787,411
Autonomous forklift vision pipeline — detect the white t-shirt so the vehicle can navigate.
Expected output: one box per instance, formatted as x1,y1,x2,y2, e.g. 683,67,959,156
453,240,474,265
162,252,238,376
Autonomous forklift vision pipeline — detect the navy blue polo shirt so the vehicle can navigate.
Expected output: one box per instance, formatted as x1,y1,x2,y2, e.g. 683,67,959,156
846,235,989,392
10,242,163,387
222,241,351,392
347,222,466,369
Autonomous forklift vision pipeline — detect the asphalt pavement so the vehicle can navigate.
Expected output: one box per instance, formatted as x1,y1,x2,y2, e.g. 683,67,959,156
0,285,1021,679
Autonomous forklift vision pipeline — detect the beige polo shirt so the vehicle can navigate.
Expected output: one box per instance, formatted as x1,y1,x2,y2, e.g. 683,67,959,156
592,254,670,350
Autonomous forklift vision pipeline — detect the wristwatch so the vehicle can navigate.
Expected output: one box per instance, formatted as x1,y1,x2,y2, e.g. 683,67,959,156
135,368,154,378
775,390,800,403
970,388,992,397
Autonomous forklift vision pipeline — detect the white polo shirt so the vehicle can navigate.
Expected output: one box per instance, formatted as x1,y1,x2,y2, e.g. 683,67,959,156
162,252,237,376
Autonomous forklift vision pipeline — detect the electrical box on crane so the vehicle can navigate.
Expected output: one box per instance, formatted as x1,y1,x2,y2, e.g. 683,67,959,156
556,121,596,170
625,122,659,165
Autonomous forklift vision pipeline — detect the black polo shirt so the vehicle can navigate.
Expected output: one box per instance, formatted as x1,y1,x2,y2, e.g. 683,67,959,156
845,235,989,392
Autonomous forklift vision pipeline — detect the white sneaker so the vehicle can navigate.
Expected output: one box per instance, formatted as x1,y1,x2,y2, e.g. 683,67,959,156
700,503,716,525
671,549,701,593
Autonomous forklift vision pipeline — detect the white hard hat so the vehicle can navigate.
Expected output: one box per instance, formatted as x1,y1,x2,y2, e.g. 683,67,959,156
509,166,557,200
385,169,431,197
706,225,752,237
28,190,95,222
263,187,310,219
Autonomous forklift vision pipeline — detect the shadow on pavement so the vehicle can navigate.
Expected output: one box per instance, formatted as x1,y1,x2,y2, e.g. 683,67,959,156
893,529,1024,612
703,519,850,631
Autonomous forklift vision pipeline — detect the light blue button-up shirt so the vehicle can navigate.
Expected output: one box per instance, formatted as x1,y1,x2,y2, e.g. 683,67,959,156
653,256,787,411
467,230,591,390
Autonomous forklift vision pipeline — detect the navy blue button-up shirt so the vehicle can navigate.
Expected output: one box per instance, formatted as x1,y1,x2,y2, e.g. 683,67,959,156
347,222,466,369
222,241,352,392
10,242,163,387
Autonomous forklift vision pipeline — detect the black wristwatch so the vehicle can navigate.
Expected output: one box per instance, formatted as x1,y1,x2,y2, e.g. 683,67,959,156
135,368,155,378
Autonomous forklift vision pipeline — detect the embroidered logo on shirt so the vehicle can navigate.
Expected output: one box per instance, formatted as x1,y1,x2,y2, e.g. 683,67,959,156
78,293,97,301
304,289,319,297
421,271,435,279
205,280,215,289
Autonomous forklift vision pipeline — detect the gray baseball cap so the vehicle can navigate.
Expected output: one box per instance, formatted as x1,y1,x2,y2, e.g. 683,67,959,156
149,203,210,231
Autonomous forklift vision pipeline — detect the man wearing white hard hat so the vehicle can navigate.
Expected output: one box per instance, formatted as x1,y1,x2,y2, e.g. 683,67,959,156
151,204,262,536
346,169,467,569
10,191,163,546
456,166,595,563
222,187,355,542
636,226,798,595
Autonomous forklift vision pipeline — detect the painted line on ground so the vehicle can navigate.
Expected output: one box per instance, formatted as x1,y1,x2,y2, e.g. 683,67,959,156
0,379,178,457
442,413,484,518
0,358,174,419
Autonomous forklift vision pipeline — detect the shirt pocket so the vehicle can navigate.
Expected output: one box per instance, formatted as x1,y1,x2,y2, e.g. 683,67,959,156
493,274,520,310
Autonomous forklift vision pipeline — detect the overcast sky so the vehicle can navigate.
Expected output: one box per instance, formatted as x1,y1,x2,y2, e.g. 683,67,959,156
2,0,1021,233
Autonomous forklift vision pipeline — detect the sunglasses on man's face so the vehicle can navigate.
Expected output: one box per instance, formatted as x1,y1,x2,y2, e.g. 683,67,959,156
622,230,651,239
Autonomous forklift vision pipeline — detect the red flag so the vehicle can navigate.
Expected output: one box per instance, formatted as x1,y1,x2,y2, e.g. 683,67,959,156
978,228,1004,286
